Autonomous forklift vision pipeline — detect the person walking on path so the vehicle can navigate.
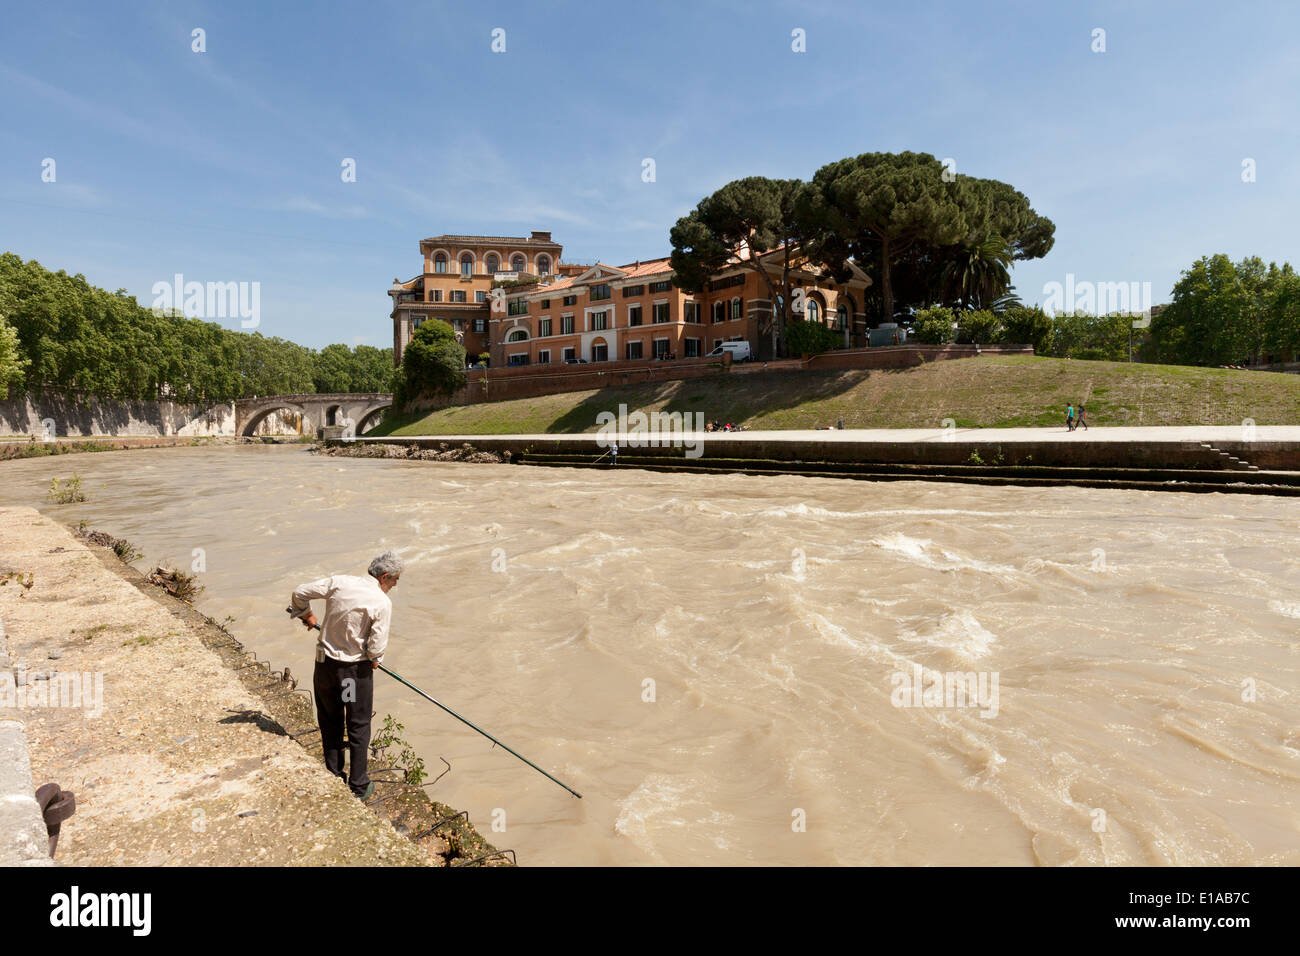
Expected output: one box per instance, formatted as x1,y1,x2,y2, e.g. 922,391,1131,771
1077,405,1089,431
1066,403,1076,431
291,550,401,800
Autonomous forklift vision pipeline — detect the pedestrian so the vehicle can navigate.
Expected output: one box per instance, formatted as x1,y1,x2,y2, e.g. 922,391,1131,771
1066,403,1076,432
1077,405,1088,430
290,550,402,801
610,442,619,465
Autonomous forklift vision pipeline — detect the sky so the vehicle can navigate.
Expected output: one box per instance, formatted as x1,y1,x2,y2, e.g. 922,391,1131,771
1,0,1297,349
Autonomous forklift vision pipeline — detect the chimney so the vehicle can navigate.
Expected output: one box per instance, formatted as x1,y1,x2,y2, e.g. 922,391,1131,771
530,230,551,242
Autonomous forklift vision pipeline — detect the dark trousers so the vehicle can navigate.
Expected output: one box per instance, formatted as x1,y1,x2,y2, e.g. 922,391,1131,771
313,656,374,795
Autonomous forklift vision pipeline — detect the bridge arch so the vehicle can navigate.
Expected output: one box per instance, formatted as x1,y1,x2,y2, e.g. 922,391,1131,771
354,403,391,435
241,402,307,437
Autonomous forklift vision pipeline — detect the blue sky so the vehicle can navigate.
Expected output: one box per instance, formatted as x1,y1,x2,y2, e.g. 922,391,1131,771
2,0,1297,348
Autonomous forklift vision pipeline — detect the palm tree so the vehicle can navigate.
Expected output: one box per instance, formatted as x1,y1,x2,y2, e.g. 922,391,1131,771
942,234,1014,310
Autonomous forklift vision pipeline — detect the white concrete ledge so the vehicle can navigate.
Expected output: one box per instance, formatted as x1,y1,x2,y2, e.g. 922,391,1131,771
0,719,54,866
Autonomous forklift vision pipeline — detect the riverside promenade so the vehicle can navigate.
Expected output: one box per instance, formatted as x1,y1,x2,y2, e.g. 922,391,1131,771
352,426,1300,472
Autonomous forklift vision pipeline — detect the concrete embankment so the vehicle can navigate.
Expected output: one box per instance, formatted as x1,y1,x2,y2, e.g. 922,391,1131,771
0,508,505,866
329,426,1300,495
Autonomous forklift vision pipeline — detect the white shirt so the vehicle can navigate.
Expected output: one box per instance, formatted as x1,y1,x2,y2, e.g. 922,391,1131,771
291,574,391,663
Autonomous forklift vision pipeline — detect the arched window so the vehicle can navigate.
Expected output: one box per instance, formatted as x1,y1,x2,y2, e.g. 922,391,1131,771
434,252,448,274
807,299,820,324
506,328,528,342
460,253,474,276
536,254,551,274
511,254,526,272
837,305,849,330
486,254,500,274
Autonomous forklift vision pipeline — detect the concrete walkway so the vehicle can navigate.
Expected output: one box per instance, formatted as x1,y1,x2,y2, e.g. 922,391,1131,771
0,508,427,866
367,425,1298,445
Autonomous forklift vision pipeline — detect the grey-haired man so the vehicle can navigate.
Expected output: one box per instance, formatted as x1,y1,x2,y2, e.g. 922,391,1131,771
291,550,403,800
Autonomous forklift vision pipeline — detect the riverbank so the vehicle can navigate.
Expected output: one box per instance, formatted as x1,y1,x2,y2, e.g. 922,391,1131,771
377,356,1300,436
0,507,506,866
0,435,312,462
324,425,1300,495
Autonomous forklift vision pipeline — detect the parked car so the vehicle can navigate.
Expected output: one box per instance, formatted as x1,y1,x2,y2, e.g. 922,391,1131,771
707,341,752,362
564,357,588,364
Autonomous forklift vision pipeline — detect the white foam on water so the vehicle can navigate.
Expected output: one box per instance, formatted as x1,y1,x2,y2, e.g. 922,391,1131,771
1268,600,1300,620
613,774,738,861
872,531,1017,576
613,773,692,862
899,610,997,661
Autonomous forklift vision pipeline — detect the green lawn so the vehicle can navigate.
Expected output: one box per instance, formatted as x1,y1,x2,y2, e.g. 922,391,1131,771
374,356,1300,435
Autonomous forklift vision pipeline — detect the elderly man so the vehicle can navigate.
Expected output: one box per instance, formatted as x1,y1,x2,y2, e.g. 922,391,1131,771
290,550,402,800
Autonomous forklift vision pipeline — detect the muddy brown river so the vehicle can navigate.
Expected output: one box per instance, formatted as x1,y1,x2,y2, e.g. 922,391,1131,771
3,445,1297,865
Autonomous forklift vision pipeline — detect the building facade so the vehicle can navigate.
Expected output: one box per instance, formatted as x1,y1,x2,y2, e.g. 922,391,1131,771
390,231,872,367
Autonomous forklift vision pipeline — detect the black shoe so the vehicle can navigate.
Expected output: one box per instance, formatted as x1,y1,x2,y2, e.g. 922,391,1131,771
355,782,375,801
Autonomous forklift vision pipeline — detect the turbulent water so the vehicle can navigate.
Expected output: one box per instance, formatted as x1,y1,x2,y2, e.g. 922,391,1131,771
4,445,1297,865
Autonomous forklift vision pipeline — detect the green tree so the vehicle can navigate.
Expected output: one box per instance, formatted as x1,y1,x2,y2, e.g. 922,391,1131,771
956,309,1001,344
398,320,465,406
669,177,812,358
912,305,957,344
1150,255,1262,365
1044,313,1131,361
807,152,973,323
1265,267,1300,361
0,314,29,398
1000,306,1052,352
942,235,1014,310
313,343,355,393
808,158,1054,321
784,318,840,356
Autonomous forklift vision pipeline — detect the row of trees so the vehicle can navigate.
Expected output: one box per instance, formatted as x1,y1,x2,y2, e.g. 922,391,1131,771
668,152,1056,356
1149,255,1299,367
0,253,392,402
908,254,1300,367
911,305,1144,361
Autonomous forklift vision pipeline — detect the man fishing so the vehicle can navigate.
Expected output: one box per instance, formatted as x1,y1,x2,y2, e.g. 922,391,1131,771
289,550,402,800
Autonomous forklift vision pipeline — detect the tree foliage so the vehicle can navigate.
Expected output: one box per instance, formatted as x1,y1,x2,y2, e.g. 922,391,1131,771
784,318,841,356
669,177,811,358
1150,254,1295,366
396,320,465,407
0,252,394,402
912,306,957,345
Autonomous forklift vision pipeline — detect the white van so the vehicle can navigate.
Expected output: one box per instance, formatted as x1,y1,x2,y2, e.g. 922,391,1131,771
708,341,752,362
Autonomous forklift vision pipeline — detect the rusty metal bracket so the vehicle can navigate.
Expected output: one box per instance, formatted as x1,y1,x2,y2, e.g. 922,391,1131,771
452,848,517,867
414,809,467,841
35,783,76,858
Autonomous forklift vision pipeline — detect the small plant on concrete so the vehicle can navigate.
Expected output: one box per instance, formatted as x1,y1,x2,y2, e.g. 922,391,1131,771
46,473,87,504
967,449,985,465
371,714,428,787
1,570,35,592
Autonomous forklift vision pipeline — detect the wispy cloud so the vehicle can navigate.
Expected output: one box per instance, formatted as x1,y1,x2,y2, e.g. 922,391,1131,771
270,196,370,219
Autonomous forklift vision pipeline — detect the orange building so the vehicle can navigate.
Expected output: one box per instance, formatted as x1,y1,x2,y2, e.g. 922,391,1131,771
390,231,872,367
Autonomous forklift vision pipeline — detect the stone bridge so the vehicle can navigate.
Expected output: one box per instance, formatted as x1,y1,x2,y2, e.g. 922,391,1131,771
234,393,392,437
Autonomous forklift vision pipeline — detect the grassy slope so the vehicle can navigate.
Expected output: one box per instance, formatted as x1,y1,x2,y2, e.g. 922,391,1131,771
376,356,1300,436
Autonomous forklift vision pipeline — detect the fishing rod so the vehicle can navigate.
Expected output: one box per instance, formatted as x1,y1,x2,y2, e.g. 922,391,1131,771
285,607,582,799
